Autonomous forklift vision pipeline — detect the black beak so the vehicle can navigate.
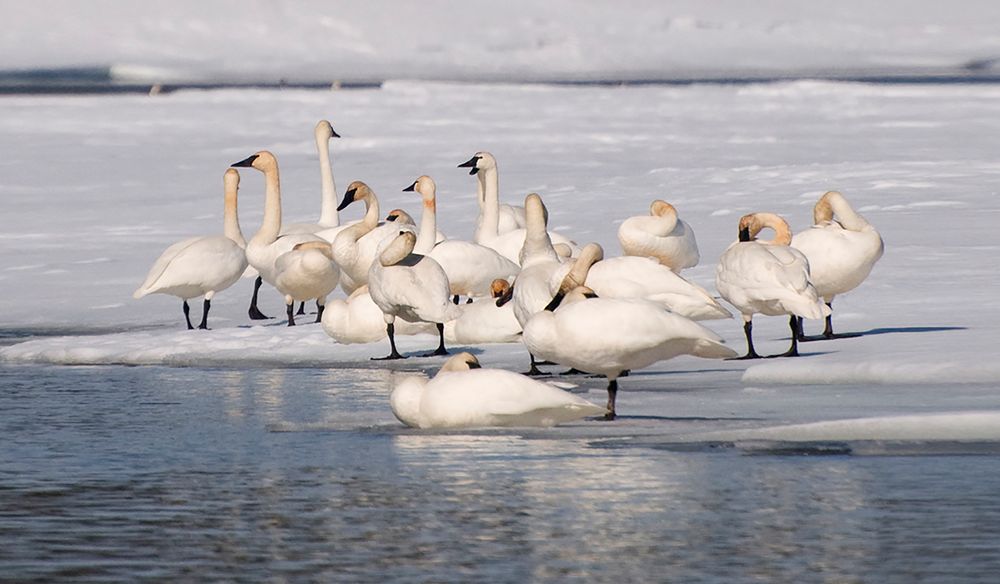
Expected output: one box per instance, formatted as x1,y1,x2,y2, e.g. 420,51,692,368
331,128,341,138
495,282,515,307
231,154,258,168
738,226,751,242
402,181,417,192
467,360,482,369
543,291,565,312
385,213,398,222
337,187,357,211
458,155,480,175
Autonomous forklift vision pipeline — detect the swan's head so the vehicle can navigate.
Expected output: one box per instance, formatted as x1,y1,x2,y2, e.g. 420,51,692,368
650,200,677,218
231,150,277,173
385,208,416,225
524,193,550,226
738,212,792,245
457,151,496,175
315,119,341,140
223,168,240,197
553,243,574,260
438,352,482,374
564,286,599,305
566,243,603,286
389,376,427,429
403,175,436,205
813,191,847,224
338,180,371,211
490,279,511,299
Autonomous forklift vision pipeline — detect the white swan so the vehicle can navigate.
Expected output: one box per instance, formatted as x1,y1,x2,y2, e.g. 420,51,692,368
134,168,248,329
550,243,731,321
404,175,519,299
367,230,462,360
503,193,567,374
332,181,416,295
390,352,606,429
230,151,325,320
715,212,830,359
791,191,884,339
281,120,344,235
458,151,577,265
617,199,699,272
523,286,737,420
321,285,437,344
273,241,340,326
445,279,522,344
457,151,525,238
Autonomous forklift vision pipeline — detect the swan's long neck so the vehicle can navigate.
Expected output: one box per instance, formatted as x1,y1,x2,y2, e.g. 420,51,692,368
254,163,283,245
521,195,559,264
415,192,437,255
815,191,868,231
316,134,339,227
650,200,679,234
360,191,380,230
380,233,416,267
223,180,246,248
475,167,500,242
753,212,793,245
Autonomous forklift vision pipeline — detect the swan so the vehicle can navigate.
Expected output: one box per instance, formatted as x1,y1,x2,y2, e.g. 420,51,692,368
523,285,737,420
281,120,344,235
550,243,731,321
321,285,437,344
390,352,606,429
331,181,417,295
715,212,830,359
367,230,462,360
457,151,525,238
230,151,325,320
617,199,699,272
444,279,522,344
273,241,340,326
384,208,445,243
404,175,519,299
458,151,577,265
134,168,248,329
502,193,567,374
791,190,884,340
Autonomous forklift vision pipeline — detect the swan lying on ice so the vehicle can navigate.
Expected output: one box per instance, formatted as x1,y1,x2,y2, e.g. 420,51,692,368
716,212,830,359
134,168,248,330
445,279,522,345
791,191,884,340
390,352,606,429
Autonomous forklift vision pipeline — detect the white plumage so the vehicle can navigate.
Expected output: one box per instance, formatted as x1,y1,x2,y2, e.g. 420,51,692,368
618,199,699,272
273,241,340,326
445,279,522,344
321,285,436,344
280,120,344,235
390,352,606,429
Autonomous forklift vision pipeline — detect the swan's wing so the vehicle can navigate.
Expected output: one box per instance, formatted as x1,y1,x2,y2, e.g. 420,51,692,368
134,235,207,297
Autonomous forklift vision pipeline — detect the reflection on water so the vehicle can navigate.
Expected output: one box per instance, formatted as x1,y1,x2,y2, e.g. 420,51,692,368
2,365,1000,582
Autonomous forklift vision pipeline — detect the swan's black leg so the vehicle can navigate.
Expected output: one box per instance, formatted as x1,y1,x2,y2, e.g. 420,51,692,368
728,319,762,360
604,379,618,421
197,299,211,330
183,300,194,330
315,303,325,323
248,276,271,320
422,323,449,357
286,302,296,326
453,295,460,305
372,323,406,360
296,302,307,316
524,353,549,376
770,315,801,357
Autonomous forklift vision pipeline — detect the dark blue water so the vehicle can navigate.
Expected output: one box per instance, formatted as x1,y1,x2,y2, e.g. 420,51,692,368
2,364,1000,582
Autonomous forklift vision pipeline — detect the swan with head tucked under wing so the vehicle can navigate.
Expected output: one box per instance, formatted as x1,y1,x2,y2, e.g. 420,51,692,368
321,285,436,344
457,151,578,265
230,151,326,320
367,230,462,360
273,241,340,326
716,212,830,359
134,168,248,330
617,199,699,272
281,120,346,235
404,175,519,300
390,352,606,429
791,190,884,340
550,242,731,321
523,283,737,421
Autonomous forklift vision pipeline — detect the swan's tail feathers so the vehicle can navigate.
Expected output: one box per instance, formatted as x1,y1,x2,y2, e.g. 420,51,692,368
133,287,149,299
689,338,740,360
787,296,831,320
